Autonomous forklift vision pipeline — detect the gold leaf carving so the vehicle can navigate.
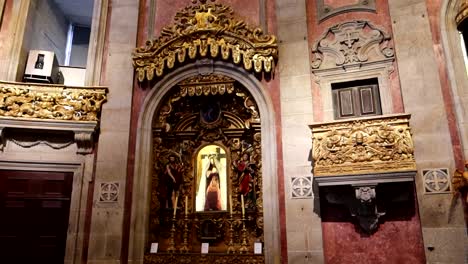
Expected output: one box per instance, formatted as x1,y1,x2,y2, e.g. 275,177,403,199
310,114,416,176
456,0,468,27
0,81,107,121
179,74,235,97
144,253,265,264
133,0,278,81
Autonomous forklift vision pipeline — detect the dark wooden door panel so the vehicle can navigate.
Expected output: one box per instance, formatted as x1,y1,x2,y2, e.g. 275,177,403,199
332,80,382,119
0,170,73,264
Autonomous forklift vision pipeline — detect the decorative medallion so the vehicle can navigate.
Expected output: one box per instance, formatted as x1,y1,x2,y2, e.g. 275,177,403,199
291,176,313,199
99,182,120,202
133,0,278,81
311,20,394,70
422,169,450,194
310,114,416,176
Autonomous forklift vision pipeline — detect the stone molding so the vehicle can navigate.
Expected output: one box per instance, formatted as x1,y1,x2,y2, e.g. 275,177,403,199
311,20,394,71
0,117,98,154
316,0,376,22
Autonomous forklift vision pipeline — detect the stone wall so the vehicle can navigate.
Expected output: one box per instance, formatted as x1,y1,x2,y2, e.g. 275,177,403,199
24,0,69,65
276,0,324,263
389,0,466,263
86,0,138,263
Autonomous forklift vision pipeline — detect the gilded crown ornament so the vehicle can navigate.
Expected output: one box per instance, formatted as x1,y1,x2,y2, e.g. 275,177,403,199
133,0,278,82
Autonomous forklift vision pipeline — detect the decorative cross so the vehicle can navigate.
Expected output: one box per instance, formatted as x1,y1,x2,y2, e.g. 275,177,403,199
292,177,312,197
201,147,226,160
100,183,119,202
340,30,359,48
427,171,448,191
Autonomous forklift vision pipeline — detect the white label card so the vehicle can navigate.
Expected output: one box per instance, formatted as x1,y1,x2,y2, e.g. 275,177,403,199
201,243,209,254
254,242,262,254
150,243,158,253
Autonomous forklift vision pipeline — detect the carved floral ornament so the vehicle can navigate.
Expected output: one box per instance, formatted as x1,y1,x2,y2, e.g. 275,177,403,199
0,81,107,154
132,0,278,82
310,114,416,176
0,81,107,121
311,20,395,70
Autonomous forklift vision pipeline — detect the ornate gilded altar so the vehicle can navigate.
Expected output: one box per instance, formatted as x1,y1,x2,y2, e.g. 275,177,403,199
145,74,264,262
132,1,278,260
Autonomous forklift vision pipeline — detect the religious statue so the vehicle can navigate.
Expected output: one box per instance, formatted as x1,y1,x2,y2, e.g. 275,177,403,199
195,146,227,211
204,165,222,211
164,154,184,208
233,152,256,209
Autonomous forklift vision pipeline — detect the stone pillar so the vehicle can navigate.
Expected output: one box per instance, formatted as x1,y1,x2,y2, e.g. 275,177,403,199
388,0,467,263
86,0,138,263
276,0,324,262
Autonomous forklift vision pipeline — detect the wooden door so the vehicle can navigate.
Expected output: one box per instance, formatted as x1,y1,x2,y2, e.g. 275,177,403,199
332,79,382,119
0,170,73,264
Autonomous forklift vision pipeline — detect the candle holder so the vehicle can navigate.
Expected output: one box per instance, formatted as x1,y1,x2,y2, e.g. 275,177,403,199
226,214,237,254
238,215,249,254
167,216,177,253
179,213,190,253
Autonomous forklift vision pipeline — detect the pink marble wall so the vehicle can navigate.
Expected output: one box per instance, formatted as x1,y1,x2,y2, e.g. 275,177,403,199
324,0,361,9
306,0,405,122
425,0,465,171
321,185,426,264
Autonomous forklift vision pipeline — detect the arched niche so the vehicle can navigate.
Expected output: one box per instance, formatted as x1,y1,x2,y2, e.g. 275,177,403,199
128,60,280,263
441,0,468,159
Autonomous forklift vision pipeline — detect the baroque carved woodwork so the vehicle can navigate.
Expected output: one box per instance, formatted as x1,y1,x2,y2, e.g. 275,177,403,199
453,162,468,201
144,253,265,264
456,0,468,27
0,81,107,121
0,81,107,154
316,0,376,22
311,21,394,70
147,74,264,260
133,0,278,82
310,114,416,177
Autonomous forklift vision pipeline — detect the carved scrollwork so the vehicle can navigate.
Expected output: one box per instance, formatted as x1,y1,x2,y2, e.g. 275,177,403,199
456,0,468,28
311,21,394,70
133,0,278,81
0,81,107,121
310,114,416,176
